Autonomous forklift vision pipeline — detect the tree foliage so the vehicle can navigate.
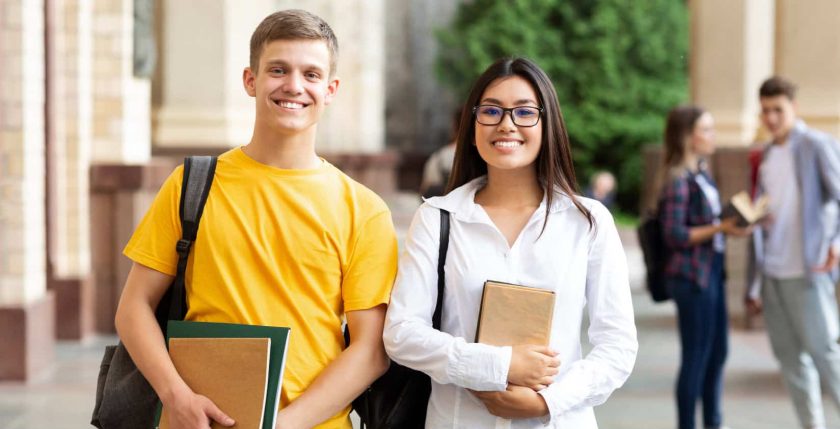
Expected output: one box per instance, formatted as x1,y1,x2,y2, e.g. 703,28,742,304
437,0,689,211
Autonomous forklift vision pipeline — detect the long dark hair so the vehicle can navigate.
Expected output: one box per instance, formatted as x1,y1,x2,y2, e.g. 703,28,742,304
446,57,593,230
662,105,705,173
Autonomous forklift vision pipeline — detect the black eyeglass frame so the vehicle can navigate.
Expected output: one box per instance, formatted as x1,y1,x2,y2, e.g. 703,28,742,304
472,104,545,127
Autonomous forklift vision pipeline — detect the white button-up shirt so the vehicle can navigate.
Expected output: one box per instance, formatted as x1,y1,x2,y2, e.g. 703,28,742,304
383,177,638,428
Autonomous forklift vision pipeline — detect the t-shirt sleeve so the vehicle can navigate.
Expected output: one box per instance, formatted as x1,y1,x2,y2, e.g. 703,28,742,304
122,166,184,276
342,208,398,312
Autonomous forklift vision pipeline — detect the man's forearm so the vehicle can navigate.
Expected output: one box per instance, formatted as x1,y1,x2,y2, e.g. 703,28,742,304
115,298,188,404
278,339,389,429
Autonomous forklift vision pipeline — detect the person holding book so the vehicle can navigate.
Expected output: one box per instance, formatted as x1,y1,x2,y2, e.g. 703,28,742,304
383,57,638,428
114,10,397,429
745,76,840,429
658,105,752,429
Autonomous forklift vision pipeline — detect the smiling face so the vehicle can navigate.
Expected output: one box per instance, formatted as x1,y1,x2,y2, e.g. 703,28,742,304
473,76,543,175
243,39,339,138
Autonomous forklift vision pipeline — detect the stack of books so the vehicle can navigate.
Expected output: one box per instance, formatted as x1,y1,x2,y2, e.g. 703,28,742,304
156,321,291,429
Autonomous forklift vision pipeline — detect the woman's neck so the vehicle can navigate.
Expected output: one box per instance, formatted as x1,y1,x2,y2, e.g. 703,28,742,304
682,153,701,173
475,168,543,207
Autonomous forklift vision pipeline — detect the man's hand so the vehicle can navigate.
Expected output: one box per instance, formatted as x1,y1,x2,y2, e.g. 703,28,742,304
507,345,560,390
470,385,550,419
814,245,840,273
162,384,234,429
745,296,763,316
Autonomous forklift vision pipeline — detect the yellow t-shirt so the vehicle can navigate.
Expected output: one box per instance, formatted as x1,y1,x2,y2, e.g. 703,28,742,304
124,148,398,429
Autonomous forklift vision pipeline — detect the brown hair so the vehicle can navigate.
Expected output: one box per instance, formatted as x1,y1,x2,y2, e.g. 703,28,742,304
662,105,705,172
249,9,339,76
759,76,797,100
447,57,593,230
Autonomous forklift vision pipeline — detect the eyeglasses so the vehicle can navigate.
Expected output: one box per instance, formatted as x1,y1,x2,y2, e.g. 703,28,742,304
472,104,544,127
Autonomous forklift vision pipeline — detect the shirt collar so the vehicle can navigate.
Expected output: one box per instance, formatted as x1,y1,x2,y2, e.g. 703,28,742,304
423,176,574,223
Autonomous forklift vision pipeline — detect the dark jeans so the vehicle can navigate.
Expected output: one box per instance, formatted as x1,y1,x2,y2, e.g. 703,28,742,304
672,252,728,429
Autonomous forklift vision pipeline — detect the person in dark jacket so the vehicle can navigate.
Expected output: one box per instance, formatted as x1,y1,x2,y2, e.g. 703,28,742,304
658,105,751,429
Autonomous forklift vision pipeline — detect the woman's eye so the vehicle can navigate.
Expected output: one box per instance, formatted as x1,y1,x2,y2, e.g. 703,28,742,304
514,108,536,117
481,107,502,116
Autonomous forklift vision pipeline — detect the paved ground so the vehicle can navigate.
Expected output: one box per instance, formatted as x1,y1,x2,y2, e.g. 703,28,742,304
2,193,839,428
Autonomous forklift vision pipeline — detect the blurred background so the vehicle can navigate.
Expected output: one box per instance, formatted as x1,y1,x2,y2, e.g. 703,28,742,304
2,0,840,428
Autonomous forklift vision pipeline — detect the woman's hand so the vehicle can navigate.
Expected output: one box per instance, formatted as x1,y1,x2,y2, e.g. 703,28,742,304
719,217,753,237
470,385,550,419
507,345,560,390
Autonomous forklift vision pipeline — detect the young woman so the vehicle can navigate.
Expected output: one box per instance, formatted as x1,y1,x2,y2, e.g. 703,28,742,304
383,57,637,428
659,105,749,429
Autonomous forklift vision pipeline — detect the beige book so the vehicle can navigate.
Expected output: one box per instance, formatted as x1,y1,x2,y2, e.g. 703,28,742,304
475,280,555,347
160,337,270,429
724,191,769,226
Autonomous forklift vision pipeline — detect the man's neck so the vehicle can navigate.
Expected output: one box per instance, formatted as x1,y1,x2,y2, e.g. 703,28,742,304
772,131,791,146
244,127,321,169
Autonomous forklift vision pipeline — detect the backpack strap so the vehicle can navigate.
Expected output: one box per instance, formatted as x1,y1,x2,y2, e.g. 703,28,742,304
167,155,217,322
432,209,450,330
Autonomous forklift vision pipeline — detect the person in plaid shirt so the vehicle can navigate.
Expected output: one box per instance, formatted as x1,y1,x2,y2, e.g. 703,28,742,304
658,105,752,429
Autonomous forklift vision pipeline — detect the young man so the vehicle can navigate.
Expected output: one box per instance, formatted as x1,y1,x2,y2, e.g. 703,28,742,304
746,76,840,429
115,10,396,429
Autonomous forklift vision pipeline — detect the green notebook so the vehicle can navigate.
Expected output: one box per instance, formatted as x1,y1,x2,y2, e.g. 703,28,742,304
154,320,291,429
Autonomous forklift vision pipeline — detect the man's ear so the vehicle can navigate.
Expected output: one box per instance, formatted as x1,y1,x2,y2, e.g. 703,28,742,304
243,67,256,97
323,77,340,105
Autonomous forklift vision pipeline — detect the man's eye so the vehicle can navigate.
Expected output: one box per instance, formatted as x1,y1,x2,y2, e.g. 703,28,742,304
305,72,320,79
269,68,285,74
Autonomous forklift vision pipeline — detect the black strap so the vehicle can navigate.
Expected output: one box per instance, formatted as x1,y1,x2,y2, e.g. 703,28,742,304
167,156,217,322
432,209,450,330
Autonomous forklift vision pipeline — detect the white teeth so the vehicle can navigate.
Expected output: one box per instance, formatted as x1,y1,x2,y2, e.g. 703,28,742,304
277,101,304,109
493,140,521,148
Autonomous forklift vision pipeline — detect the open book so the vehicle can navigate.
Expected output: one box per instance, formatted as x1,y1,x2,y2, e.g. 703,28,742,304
723,191,769,226
156,321,291,429
475,280,555,347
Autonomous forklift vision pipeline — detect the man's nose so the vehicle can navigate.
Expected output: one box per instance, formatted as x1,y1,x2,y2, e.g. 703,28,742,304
282,72,304,94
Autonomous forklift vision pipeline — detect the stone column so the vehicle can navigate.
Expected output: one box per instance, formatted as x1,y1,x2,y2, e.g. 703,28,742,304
775,0,840,138
46,0,95,340
690,0,775,147
0,0,56,381
689,0,775,327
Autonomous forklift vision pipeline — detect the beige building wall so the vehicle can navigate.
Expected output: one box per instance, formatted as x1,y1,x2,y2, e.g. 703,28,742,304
775,0,840,137
90,0,151,164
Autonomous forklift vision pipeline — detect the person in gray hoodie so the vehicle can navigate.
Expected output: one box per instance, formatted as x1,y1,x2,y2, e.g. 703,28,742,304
746,76,840,429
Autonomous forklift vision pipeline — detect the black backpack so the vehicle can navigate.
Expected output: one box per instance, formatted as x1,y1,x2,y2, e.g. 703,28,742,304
637,211,670,302
91,156,217,429
348,209,450,429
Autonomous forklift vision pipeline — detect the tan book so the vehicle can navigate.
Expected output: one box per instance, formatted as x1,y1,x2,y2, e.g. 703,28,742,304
160,337,271,429
475,280,555,347
723,191,769,226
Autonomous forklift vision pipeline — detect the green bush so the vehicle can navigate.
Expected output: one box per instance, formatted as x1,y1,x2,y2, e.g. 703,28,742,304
437,0,688,212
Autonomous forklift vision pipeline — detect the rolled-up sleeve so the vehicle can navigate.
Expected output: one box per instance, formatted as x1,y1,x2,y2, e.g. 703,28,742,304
383,205,510,392
537,205,638,422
